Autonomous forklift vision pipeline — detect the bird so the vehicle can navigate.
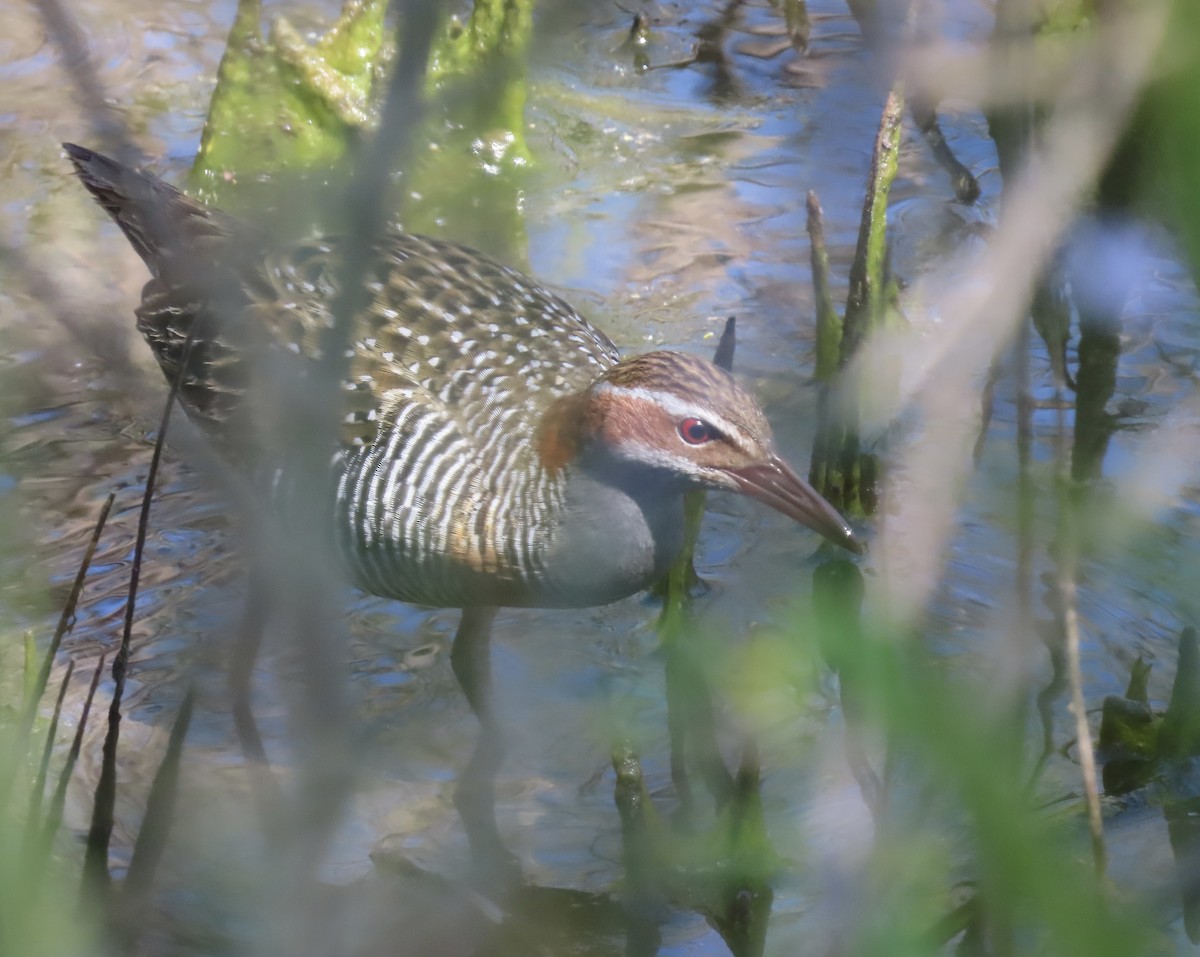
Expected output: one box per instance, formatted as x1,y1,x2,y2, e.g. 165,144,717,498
64,142,861,874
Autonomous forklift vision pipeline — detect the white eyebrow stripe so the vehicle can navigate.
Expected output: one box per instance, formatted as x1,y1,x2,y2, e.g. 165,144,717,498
594,381,743,440
613,438,708,476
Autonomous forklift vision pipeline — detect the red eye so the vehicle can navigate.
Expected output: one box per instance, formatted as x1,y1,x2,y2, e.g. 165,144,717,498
679,418,713,445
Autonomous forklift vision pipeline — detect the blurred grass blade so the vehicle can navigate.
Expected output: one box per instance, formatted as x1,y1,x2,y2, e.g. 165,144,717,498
1,493,114,812
31,0,131,154
32,654,105,881
27,658,76,828
656,317,737,814
20,492,114,737
23,631,36,707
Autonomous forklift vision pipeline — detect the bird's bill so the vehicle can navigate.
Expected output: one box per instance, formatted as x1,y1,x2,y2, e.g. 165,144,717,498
724,455,863,554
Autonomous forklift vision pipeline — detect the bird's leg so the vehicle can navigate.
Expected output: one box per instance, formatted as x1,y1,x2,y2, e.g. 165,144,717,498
230,564,284,837
231,570,268,762
449,605,521,883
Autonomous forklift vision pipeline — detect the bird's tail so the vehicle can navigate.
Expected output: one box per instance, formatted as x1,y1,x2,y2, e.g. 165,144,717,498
63,143,229,281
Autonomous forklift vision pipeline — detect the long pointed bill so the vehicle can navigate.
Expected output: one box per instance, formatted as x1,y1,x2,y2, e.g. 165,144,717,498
724,455,863,554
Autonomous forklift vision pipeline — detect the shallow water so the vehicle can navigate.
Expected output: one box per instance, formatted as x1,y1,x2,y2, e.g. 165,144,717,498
3,0,1200,953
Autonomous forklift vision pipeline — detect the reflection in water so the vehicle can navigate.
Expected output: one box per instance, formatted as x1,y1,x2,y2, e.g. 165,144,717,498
1069,217,1141,483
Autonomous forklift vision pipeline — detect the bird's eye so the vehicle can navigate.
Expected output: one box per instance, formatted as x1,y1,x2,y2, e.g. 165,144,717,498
679,418,714,445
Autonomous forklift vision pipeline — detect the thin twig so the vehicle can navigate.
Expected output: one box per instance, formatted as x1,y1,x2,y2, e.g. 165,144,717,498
83,378,183,891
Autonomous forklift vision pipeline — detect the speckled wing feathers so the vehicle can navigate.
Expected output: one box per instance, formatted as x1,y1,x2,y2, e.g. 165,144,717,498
258,233,620,453
251,233,621,605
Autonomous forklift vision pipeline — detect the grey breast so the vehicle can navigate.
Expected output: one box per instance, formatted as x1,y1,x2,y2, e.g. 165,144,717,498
531,462,688,608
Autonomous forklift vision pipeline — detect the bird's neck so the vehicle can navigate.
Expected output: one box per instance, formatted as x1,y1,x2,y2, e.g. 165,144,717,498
529,370,691,597
536,391,592,474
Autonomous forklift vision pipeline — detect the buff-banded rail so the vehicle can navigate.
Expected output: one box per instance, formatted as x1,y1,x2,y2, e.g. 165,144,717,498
65,143,861,874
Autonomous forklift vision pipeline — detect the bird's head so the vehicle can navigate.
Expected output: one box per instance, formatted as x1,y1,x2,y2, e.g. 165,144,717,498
544,350,862,554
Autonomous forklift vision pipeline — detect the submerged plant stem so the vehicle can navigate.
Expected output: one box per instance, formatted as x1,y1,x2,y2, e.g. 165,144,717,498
842,86,903,360
806,191,840,384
